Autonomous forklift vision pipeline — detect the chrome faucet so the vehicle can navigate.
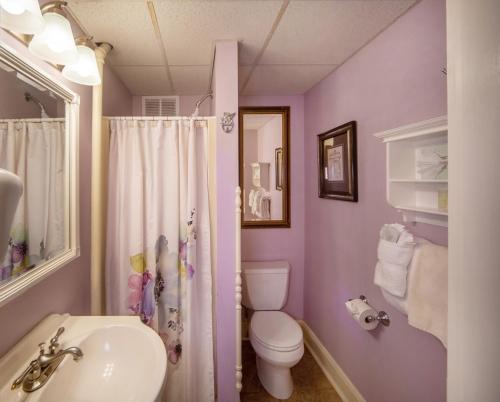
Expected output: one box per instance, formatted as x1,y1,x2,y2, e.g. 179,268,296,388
11,327,83,393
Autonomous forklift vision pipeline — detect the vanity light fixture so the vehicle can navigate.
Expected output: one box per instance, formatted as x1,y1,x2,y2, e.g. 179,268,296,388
0,0,45,34
62,37,101,86
28,1,78,66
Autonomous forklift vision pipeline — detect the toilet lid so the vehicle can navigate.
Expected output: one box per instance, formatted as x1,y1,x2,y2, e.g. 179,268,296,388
250,311,303,352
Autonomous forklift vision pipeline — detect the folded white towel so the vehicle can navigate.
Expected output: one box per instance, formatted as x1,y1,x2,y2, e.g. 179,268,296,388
379,223,403,242
407,244,448,348
374,224,415,297
380,237,431,314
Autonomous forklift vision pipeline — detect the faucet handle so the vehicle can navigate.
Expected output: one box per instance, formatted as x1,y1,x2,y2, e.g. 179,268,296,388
38,342,46,355
48,327,65,354
11,360,41,390
50,327,65,343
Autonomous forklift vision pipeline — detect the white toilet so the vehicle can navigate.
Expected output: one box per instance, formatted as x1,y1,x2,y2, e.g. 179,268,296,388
242,260,304,400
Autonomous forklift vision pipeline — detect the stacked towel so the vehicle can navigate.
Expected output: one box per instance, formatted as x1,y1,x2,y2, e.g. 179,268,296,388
380,237,431,314
407,244,448,348
374,224,415,297
249,187,271,218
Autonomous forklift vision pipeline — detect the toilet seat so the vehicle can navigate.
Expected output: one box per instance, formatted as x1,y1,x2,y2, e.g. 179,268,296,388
250,311,303,352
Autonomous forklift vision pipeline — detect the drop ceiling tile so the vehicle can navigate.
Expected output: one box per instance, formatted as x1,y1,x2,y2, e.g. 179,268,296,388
170,65,210,95
153,0,283,65
261,0,416,65
239,66,252,91
67,0,163,66
242,65,336,96
113,66,173,95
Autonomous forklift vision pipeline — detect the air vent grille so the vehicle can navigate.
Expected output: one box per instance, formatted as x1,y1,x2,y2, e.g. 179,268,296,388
142,96,179,117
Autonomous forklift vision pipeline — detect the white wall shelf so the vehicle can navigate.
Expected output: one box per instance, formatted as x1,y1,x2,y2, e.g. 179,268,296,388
374,116,448,227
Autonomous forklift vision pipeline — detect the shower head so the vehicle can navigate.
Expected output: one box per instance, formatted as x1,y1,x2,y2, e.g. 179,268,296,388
192,91,213,117
25,92,50,118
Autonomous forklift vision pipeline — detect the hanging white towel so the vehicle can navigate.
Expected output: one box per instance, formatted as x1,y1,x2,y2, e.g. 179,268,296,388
251,188,262,215
248,189,255,209
407,244,448,348
374,224,415,297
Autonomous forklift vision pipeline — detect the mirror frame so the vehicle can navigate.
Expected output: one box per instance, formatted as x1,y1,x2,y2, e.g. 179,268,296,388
0,43,80,307
238,106,290,228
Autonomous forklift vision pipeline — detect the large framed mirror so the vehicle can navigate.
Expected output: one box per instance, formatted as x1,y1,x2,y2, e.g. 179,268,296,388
0,43,79,306
239,106,290,228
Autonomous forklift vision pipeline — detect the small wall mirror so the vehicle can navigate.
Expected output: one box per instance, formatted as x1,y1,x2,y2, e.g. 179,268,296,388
0,43,79,306
239,107,290,228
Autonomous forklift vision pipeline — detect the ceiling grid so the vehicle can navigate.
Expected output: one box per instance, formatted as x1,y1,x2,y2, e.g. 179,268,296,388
66,0,417,96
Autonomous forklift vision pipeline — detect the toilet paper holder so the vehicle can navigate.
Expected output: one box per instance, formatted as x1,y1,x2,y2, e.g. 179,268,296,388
349,295,391,327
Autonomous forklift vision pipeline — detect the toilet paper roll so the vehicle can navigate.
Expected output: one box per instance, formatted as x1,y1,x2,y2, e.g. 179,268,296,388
345,299,379,330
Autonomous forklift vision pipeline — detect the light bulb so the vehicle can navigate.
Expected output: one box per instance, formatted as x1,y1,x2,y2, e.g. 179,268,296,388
0,0,44,34
29,12,78,65
62,45,101,86
0,0,26,15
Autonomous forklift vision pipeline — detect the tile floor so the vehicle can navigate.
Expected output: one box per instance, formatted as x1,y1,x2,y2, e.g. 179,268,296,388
241,340,342,402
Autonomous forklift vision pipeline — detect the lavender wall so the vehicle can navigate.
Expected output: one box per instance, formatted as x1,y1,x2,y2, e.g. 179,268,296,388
239,96,305,319
303,1,447,401
0,31,92,357
102,65,133,116
213,40,239,402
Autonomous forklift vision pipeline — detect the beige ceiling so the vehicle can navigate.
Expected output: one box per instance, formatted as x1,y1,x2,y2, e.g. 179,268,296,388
67,0,417,96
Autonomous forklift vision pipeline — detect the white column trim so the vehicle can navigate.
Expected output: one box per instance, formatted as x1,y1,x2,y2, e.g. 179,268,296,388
91,43,112,316
235,186,243,392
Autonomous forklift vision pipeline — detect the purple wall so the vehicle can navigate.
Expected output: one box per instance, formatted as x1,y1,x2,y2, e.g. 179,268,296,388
0,31,92,357
239,96,305,319
213,40,240,402
102,64,133,116
303,1,447,401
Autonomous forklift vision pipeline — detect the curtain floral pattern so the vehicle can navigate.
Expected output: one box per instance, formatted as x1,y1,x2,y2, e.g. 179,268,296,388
106,119,214,402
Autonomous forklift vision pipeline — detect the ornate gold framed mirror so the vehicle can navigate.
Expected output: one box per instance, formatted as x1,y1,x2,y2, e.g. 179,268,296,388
238,106,290,228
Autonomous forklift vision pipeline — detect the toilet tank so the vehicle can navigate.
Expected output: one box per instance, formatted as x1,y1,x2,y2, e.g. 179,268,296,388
242,260,290,310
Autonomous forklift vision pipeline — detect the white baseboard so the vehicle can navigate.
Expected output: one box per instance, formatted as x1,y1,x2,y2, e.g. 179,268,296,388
298,320,366,402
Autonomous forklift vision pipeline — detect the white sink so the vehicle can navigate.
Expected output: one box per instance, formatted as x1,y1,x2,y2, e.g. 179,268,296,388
0,314,167,402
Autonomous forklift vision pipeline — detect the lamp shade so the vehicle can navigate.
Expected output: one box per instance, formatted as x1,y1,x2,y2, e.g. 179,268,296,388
28,12,78,65
0,0,45,34
62,45,101,86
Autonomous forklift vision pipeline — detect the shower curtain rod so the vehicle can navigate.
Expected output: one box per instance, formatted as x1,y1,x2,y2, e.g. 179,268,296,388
0,118,65,122
103,116,215,121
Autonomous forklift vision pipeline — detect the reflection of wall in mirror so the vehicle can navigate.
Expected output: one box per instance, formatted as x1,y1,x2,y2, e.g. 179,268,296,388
0,66,64,119
256,115,282,220
243,129,258,220
0,64,66,284
243,114,283,221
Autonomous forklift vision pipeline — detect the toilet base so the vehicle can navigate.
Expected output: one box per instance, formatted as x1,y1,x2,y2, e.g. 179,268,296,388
256,355,294,400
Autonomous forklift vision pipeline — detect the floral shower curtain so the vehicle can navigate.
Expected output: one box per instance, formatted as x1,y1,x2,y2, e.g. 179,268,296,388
105,119,214,402
0,119,65,282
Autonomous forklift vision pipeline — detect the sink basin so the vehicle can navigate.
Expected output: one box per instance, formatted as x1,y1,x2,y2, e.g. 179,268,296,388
0,315,167,402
